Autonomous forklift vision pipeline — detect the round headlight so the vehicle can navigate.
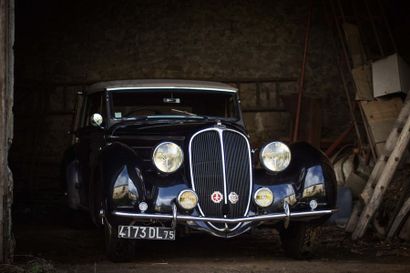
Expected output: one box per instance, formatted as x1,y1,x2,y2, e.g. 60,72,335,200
177,190,198,210
254,187,274,208
260,141,291,172
153,142,184,173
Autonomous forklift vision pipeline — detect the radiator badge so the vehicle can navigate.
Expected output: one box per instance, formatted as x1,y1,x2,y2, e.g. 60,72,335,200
211,191,223,203
228,192,239,204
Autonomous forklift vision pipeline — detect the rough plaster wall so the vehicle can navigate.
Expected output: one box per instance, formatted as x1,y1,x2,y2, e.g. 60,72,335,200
12,0,349,195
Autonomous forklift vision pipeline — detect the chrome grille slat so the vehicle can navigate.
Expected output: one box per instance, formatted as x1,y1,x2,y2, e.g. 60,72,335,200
190,131,224,218
189,127,252,231
223,131,251,218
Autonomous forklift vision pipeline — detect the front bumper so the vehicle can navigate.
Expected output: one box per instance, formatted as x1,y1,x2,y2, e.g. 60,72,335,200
112,204,336,224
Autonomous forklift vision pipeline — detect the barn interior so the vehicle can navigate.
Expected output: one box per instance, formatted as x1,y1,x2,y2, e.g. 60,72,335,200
1,0,410,272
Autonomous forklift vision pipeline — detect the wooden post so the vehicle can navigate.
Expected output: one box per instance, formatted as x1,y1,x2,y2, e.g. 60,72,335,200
0,0,14,263
352,114,410,239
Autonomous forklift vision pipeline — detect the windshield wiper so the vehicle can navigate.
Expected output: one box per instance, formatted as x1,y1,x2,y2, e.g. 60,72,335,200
119,115,149,121
170,108,198,116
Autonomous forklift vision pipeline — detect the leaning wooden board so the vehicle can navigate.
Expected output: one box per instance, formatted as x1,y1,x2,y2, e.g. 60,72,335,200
360,98,403,157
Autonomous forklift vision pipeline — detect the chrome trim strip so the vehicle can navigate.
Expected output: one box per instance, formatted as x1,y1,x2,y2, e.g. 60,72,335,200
106,86,237,93
112,209,336,224
217,128,229,231
217,130,228,205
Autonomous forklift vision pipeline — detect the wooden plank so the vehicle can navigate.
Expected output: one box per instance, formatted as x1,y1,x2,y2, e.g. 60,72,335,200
342,23,365,68
0,0,5,260
352,113,410,239
387,197,410,239
360,98,403,157
345,202,363,233
352,65,373,101
0,0,14,263
359,103,377,161
399,215,410,240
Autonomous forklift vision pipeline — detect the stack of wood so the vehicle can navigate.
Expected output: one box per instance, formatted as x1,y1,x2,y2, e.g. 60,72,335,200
341,23,410,240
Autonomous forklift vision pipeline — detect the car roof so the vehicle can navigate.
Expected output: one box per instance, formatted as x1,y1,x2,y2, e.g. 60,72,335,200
85,79,238,94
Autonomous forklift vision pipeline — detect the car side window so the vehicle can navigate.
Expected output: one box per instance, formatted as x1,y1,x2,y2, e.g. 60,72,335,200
82,92,103,127
226,96,237,118
72,92,84,133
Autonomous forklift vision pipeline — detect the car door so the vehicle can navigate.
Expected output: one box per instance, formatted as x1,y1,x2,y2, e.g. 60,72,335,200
76,91,106,209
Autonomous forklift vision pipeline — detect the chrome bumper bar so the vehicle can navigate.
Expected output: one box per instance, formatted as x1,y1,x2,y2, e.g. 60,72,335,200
112,208,336,224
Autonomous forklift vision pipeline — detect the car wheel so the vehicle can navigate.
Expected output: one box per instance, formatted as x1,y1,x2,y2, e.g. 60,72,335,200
105,223,135,262
279,223,319,259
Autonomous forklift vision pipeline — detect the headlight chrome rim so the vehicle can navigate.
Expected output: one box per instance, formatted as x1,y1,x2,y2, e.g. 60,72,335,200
253,187,274,208
177,189,199,210
152,142,184,173
260,141,291,173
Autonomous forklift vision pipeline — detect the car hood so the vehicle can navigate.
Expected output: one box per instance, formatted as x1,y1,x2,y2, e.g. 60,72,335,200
105,119,248,171
108,119,245,138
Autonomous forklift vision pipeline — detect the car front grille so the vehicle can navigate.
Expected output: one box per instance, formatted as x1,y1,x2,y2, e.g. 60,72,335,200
189,127,252,230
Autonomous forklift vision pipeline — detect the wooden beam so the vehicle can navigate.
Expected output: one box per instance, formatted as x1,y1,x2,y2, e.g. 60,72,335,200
352,114,410,239
0,0,14,263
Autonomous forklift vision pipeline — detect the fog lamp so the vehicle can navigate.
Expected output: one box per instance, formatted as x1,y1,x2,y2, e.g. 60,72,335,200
177,190,198,210
254,187,274,208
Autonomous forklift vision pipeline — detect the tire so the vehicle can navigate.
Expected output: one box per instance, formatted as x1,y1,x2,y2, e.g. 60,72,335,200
89,168,104,228
105,223,135,262
279,223,319,259
64,160,92,229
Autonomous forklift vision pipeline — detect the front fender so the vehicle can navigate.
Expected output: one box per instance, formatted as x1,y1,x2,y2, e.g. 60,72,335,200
254,142,337,210
102,142,192,217
101,142,146,212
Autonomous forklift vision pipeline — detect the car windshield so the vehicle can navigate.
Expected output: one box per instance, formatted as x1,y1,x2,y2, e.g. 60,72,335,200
110,89,239,120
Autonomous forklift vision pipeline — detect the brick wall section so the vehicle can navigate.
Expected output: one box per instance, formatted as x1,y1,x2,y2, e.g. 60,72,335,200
12,0,350,197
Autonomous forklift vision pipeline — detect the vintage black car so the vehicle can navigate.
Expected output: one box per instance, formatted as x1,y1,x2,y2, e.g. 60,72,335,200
63,80,337,261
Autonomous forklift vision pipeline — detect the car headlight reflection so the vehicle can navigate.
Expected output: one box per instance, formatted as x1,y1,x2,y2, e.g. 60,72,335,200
153,142,184,173
260,141,291,172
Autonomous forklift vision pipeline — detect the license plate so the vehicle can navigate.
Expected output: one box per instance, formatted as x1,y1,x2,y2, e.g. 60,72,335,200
118,225,175,240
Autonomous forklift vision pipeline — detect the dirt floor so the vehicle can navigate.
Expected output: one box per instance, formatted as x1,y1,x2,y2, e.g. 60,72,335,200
5,207,410,273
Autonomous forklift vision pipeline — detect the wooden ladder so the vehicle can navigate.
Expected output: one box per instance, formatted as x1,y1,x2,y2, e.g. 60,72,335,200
346,98,410,239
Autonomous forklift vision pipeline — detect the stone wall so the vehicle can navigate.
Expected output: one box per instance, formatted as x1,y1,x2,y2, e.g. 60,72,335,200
12,0,350,197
